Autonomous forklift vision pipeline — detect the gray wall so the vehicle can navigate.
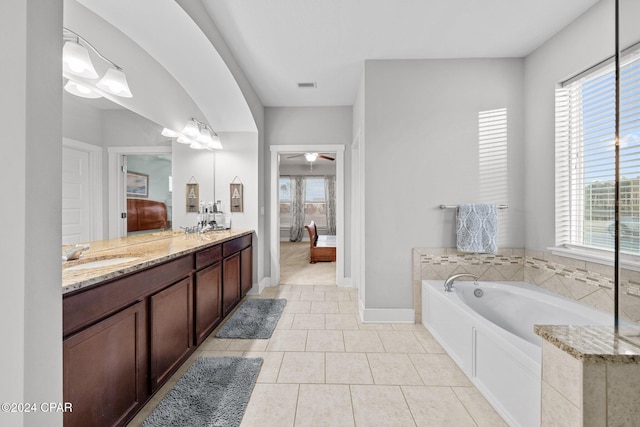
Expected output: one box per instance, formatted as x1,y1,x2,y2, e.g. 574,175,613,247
362,58,525,310
1,0,63,425
265,106,354,276
523,0,640,251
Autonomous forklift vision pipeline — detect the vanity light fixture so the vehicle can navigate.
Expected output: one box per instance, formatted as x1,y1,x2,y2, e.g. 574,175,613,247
63,80,102,99
96,67,133,98
181,119,201,137
62,27,133,98
161,128,179,138
62,40,99,79
163,118,223,151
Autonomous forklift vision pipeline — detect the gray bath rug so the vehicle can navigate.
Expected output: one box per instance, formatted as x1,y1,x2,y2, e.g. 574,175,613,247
216,298,287,339
142,357,262,427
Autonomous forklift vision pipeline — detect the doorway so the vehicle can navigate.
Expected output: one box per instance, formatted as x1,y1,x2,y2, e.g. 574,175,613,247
278,155,337,285
269,144,346,287
62,138,103,244
107,146,172,238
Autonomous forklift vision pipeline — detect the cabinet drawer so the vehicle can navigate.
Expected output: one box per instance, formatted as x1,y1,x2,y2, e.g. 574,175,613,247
222,234,252,257
195,244,222,270
63,256,192,337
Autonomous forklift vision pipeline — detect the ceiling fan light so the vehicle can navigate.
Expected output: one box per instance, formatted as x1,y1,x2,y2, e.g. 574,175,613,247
161,128,178,138
96,67,133,98
304,152,318,162
64,80,102,99
63,41,99,79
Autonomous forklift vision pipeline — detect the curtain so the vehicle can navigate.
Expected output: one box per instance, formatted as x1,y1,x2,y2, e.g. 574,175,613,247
289,176,306,241
325,175,336,235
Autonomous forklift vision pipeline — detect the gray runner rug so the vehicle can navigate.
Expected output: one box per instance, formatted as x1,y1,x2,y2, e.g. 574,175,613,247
142,357,262,427
216,298,287,339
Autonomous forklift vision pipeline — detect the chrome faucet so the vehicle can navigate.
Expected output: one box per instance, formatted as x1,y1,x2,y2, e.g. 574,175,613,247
443,273,479,292
62,244,90,261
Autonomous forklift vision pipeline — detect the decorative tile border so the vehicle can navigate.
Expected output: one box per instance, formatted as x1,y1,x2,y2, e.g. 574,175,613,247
525,256,614,290
420,253,524,267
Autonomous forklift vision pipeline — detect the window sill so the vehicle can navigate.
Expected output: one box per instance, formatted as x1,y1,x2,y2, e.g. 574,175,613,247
548,245,640,272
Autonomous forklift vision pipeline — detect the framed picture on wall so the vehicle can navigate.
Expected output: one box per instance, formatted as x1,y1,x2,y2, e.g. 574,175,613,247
127,171,149,198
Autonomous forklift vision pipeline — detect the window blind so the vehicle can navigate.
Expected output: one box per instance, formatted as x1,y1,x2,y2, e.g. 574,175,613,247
556,48,640,255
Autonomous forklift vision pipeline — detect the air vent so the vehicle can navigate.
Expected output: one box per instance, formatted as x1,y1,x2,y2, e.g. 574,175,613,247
297,82,317,88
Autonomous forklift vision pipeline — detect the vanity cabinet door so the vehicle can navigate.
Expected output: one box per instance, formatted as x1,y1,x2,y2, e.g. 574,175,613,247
240,245,252,297
149,277,193,391
195,262,222,345
63,301,147,427
222,253,241,316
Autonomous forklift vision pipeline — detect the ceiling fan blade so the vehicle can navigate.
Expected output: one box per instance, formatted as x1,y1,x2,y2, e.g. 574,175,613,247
286,154,305,159
318,154,335,161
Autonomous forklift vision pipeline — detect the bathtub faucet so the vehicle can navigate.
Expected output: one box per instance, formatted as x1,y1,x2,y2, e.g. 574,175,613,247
443,273,479,292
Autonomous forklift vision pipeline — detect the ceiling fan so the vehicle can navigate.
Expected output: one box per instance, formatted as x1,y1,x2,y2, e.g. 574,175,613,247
286,152,335,162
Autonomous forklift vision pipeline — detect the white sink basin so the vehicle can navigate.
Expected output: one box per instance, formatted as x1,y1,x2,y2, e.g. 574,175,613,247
64,257,140,271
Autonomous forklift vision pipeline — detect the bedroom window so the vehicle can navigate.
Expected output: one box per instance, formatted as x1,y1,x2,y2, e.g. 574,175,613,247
279,176,328,228
555,47,640,257
279,177,292,227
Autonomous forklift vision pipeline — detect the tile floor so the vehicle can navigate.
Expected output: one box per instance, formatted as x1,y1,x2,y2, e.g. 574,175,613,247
127,284,507,426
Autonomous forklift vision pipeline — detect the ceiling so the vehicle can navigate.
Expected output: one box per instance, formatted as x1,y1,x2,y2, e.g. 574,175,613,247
76,0,257,132
202,0,599,107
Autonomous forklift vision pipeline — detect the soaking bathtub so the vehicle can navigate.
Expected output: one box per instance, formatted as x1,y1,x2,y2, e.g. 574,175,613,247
422,280,614,427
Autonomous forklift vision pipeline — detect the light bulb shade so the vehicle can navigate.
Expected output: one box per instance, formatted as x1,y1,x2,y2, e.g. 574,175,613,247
209,133,223,150
63,41,99,79
196,127,213,144
304,152,318,162
161,128,178,137
182,119,200,137
96,67,133,98
64,80,102,99
190,141,206,150
177,135,193,144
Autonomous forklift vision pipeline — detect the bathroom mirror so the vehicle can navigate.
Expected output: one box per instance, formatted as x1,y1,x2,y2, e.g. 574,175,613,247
62,90,172,245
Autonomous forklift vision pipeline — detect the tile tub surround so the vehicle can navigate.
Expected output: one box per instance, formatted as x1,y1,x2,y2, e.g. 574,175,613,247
535,325,640,426
62,229,252,293
413,248,640,324
412,248,525,323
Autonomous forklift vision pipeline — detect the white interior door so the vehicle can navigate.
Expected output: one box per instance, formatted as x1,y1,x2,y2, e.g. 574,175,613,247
62,146,91,244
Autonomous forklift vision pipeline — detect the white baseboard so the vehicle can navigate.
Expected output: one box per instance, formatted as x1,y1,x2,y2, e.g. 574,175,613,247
359,300,415,323
337,277,352,288
247,277,271,295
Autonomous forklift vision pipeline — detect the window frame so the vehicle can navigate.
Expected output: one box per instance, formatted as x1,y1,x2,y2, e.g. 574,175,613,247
553,45,640,271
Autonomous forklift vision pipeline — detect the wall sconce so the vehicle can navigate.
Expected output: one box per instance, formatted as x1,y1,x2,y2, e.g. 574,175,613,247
162,118,223,151
63,27,133,99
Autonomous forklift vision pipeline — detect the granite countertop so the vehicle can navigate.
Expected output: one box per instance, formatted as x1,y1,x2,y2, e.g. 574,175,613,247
535,325,640,364
62,229,252,294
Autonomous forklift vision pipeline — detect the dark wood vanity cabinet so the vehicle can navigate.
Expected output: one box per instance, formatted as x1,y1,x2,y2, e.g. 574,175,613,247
223,253,241,316
241,245,253,297
62,233,252,427
149,277,193,390
194,244,223,345
222,234,252,315
63,301,147,427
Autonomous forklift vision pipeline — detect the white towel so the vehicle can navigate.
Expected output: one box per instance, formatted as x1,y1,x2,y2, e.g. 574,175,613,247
456,204,498,254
